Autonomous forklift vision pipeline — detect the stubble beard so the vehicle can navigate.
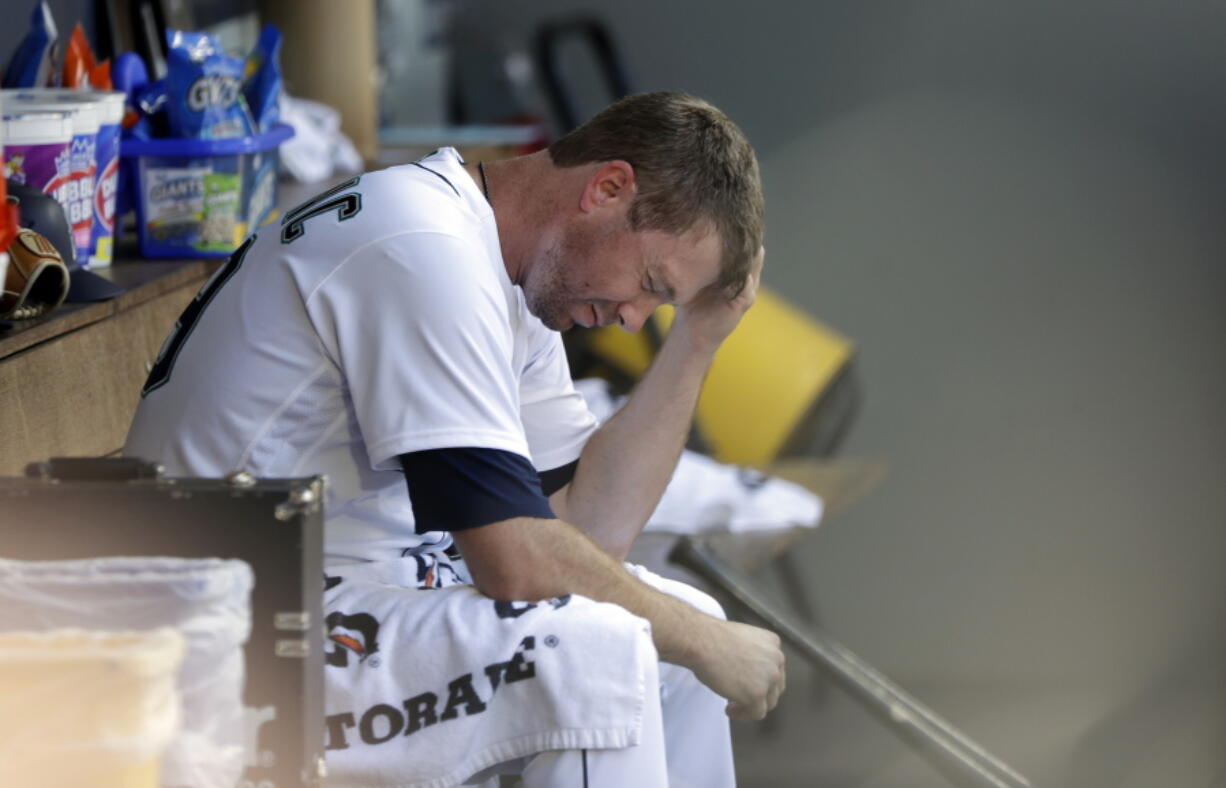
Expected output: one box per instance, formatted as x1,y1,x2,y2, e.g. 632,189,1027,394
523,234,578,332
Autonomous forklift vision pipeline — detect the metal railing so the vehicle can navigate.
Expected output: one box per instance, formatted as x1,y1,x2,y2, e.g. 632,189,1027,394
669,537,1033,788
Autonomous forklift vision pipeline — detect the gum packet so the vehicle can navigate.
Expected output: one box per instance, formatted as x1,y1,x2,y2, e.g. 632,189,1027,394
165,29,254,139
242,24,282,134
62,24,94,88
2,2,59,89
62,23,112,90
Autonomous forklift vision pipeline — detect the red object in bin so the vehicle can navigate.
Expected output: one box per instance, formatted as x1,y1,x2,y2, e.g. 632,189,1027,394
0,179,19,254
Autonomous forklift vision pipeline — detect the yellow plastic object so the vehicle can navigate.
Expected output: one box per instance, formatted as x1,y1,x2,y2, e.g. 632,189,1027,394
0,628,185,788
586,286,854,466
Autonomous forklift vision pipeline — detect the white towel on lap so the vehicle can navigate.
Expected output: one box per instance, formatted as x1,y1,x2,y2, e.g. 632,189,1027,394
322,556,654,788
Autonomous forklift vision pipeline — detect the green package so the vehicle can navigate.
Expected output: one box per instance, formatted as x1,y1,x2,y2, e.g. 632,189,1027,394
199,173,243,251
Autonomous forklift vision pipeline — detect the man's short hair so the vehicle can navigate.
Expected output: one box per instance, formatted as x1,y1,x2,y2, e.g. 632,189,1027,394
548,92,764,295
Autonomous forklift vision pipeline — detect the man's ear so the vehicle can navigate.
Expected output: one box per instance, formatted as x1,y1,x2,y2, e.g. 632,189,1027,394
579,160,636,214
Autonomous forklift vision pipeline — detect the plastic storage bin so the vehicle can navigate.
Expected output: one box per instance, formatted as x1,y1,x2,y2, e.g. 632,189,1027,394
0,628,185,788
0,556,255,788
120,123,293,258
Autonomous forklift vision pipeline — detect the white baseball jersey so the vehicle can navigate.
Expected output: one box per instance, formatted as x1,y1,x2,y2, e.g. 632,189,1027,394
125,148,598,565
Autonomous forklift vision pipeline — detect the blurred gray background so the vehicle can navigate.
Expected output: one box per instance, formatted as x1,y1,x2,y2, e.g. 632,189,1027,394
446,1,1226,785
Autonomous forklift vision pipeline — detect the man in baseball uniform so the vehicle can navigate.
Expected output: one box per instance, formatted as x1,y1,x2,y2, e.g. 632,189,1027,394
126,92,783,787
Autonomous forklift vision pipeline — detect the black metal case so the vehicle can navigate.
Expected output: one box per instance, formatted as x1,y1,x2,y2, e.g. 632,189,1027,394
0,459,325,787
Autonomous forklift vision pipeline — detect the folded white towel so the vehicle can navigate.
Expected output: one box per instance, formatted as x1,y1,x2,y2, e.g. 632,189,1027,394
322,556,654,788
574,377,823,535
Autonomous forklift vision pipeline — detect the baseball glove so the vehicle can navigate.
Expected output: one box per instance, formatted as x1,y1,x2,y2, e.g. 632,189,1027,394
1,227,70,321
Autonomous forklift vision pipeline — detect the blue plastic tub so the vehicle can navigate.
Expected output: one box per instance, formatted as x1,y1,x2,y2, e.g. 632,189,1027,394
120,124,293,258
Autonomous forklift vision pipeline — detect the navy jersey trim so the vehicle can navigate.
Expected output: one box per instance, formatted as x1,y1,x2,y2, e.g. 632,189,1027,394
538,459,579,497
409,162,460,197
400,448,555,533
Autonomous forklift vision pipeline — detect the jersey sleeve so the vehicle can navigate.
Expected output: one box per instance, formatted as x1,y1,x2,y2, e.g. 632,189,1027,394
519,330,599,473
400,447,555,532
306,230,529,471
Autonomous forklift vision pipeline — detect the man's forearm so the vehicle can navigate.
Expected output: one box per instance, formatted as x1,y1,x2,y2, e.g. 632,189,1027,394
454,515,716,666
452,514,787,719
556,331,717,558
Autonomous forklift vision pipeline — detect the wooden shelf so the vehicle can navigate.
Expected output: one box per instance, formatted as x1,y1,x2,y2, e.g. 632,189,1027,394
0,260,217,361
0,257,216,475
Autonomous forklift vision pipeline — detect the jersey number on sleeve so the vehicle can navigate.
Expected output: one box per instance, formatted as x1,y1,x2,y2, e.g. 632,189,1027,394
280,176,363,244
140,178,366,397
141,235,256,397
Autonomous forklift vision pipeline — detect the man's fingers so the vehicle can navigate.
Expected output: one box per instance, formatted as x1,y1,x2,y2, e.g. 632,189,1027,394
764,631,785,711
768,675,784,711
736,245,765,302
724,246,765,302
764,667,785,712
701,621,786,722
726,700,768,721
746,245,765,288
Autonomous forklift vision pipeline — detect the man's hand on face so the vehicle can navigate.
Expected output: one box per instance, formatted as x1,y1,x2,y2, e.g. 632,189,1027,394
671,245,765,354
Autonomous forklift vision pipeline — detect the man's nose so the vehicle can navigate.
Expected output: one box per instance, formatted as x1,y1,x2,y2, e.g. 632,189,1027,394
616,297,657,333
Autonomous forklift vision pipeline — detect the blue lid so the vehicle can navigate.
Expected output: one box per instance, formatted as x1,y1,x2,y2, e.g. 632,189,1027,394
120,122,294,157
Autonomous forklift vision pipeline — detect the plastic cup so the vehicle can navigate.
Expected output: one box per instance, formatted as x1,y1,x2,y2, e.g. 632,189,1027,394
1,110,74,262
1,89,103,267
